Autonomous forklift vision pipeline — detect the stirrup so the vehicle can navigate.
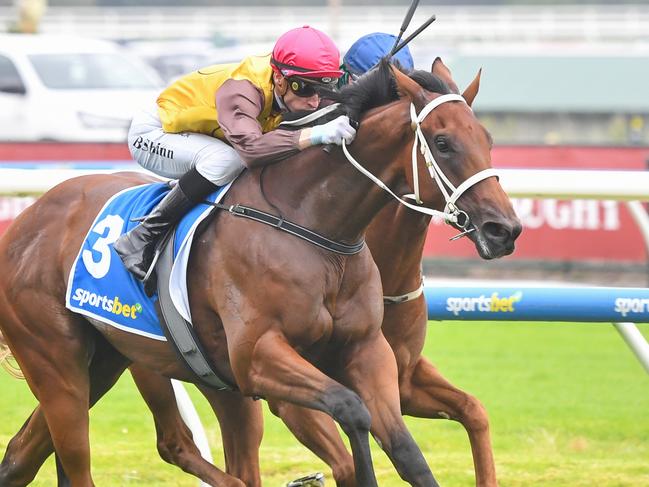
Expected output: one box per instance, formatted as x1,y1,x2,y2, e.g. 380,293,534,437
142,248,161,284
141,228,175,297
286,472,325,487
139,250,159,296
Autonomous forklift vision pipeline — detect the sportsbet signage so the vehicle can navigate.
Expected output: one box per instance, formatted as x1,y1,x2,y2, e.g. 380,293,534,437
425,286,649,323
446,291,523,316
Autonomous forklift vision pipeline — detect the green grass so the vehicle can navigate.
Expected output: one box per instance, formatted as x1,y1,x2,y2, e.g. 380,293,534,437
1,322,648,486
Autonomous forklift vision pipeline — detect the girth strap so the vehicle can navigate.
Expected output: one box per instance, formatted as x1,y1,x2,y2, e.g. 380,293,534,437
383,279,425,305
213,203,365,256
155,230,235,391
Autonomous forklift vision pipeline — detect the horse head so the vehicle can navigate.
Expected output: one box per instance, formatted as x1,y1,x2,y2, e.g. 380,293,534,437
382,58,522,259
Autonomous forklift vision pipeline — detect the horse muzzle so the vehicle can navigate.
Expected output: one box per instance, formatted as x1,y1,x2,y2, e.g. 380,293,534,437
472,216,522,260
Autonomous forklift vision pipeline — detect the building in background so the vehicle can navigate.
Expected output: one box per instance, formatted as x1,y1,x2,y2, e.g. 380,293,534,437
447,47,649,146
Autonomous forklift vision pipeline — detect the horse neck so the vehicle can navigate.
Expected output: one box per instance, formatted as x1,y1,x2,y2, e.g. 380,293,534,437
366,202,431,295
265,103,410,244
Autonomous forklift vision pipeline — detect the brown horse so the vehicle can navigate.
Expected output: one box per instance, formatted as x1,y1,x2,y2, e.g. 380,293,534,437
268,59,507,487
124,58,511,487
0,61,519,486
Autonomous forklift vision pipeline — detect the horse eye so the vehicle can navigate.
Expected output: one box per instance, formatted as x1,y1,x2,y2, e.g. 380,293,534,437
435,137,449,152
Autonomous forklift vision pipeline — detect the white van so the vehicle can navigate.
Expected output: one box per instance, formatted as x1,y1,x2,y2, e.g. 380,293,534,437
0,34,163,142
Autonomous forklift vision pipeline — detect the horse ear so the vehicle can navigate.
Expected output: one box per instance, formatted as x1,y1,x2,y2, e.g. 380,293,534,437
431,57,459,94
391,64,422,101
461,68,482,107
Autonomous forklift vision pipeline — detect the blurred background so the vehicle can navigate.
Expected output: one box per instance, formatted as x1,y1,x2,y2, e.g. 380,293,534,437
1,0,649,284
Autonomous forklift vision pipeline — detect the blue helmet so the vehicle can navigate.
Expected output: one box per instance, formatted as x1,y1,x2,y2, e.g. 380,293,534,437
343,32,415,76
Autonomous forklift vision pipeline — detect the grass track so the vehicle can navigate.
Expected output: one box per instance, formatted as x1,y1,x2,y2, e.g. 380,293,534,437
1,322,648,486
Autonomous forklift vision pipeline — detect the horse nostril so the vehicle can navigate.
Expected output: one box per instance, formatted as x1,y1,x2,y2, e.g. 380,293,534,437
482,221,513,244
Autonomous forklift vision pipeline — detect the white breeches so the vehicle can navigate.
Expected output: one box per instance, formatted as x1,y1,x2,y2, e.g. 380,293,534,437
127,104,245,185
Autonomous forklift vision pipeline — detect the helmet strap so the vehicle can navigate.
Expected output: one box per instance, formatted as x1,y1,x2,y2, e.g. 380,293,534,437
272,71,289,97
273,88,289,113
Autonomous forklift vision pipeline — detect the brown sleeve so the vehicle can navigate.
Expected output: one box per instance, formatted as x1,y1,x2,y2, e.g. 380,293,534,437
216,79,301,167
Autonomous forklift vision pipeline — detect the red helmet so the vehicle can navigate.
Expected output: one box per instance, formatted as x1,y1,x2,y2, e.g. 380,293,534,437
271,26,343,83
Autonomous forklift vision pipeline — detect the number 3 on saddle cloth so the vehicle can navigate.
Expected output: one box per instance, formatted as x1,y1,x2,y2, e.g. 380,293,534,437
65,181,231,340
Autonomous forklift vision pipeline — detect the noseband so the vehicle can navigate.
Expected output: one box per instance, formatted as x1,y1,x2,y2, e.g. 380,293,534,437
341,93,498,240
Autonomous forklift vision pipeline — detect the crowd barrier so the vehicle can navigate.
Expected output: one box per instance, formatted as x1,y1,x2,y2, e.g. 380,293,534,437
425,282,649,375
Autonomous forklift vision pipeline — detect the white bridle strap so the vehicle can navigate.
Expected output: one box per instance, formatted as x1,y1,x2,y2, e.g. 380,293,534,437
448,168,499,206
341,93,499,225
408,96,462,204
417,93,465,121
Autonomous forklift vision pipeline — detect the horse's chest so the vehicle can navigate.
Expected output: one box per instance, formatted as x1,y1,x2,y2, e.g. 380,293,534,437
284,304,334,354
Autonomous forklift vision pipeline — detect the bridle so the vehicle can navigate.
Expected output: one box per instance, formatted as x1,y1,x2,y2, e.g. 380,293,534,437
341,93,498,240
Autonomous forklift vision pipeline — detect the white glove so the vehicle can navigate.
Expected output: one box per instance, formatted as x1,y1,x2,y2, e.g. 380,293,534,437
310,115,356,146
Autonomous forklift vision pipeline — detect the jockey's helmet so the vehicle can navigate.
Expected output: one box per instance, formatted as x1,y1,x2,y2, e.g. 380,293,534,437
271,26,343,84
343,32,414,78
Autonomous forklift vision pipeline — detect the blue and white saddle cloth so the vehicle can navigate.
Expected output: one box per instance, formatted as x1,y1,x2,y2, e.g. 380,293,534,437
65,181,231,340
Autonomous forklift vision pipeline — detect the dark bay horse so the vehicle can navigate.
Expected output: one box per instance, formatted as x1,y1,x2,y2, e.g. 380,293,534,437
124,58,512,487
263,59,511,487
0,61,519,486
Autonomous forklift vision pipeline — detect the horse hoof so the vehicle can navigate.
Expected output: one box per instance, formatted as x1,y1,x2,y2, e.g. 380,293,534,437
286,472,325,487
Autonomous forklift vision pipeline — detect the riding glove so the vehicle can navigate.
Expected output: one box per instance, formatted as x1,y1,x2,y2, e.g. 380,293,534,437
309,115,357,146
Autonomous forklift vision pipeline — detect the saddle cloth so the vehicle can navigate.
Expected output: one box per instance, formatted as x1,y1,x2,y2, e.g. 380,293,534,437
65,181,231,340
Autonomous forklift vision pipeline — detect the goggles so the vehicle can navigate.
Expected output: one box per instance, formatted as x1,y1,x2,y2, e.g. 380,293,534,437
337,65,362,88
288,76,338,98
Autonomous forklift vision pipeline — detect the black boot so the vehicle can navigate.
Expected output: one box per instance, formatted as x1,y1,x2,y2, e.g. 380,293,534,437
113,167,217,289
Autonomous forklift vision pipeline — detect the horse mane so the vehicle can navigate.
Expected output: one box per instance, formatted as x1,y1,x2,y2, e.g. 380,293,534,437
334,58,399,122
283,59,454,129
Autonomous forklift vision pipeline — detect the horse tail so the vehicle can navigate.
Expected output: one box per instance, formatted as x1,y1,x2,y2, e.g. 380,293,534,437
0,331,24,379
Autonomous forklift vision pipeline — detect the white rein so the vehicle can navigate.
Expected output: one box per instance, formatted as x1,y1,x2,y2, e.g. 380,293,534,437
341,93,498,240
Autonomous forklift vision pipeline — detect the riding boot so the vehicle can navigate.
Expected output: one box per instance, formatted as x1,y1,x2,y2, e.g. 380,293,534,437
113,167,217,288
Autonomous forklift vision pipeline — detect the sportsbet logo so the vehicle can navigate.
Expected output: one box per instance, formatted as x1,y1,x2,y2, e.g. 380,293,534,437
614,297,649,317
72,288,142,319
446,291,523,316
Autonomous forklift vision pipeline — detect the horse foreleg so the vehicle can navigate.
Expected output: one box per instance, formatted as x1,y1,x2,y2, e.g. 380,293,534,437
341,332,439,487
267,400,355,487
199,386,263,487
233,332,377,487
401,357,497,487
129,366,245,487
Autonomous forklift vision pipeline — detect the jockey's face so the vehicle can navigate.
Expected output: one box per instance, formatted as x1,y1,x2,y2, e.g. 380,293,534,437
283,82,320,111
273,71,320,112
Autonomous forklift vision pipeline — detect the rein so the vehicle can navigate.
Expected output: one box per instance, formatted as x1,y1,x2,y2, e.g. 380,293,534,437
342,93,498,240
209,95,494,255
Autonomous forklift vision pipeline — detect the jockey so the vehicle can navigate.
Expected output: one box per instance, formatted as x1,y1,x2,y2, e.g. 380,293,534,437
339,32,414,86
114,26,356,286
